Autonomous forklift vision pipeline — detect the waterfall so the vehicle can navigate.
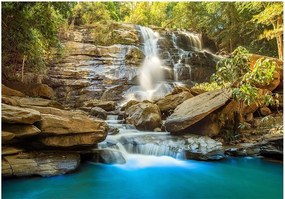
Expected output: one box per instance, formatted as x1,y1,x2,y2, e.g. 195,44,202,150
138,26,164,94
171,31,203,82
121,26,172,103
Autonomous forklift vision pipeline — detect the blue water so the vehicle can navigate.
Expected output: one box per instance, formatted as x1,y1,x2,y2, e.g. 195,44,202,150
2,157,283,199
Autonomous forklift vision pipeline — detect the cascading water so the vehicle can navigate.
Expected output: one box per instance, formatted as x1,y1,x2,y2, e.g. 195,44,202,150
138,26,164,91
171,31,203,82
122,26,173,103
96,115,187,167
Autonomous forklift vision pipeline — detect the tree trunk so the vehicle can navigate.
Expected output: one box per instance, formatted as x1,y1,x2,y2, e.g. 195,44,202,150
21,55,27,83
276,16,283,61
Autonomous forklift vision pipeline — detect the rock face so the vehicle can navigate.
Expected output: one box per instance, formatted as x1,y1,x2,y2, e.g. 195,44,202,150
2,84,25,97
39,114,107,135
165,89,232,133
156,91,193,112
125,102,162,131
3,152,80,177
2,104,41,124
1,86,109,177
2,124,41,138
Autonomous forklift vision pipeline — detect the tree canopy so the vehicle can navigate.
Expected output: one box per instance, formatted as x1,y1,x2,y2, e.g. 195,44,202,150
2,1,283,75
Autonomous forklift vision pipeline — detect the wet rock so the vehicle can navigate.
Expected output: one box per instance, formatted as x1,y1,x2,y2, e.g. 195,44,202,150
165,89,232,133
2,84,25,97
92,149,126,164
83,99,116,111
225,143,261,157
101,85,129,101
2,152,80,177
125,102,162,131
2,104,41,124
260,136,283,160
125,46,145,65
2,124,41,138
185,135,225,160
90,107,107,120
156,91,193,112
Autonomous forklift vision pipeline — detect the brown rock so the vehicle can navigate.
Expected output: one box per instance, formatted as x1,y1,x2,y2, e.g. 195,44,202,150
29,84,55,99
90,107,107,120
40,133,107,148
190,88,207,96
83,99,116,111
156,91,193,112
2,124,41,138
101,85,129,101
125,102,162,131
165,89,232,133
2,147,23,156
185,114,221,137
2,103,41,124
2,84,25,97
260,106,272,116
2,152,80,177
2,131,15,143
39,114,108,135
2,96,20,106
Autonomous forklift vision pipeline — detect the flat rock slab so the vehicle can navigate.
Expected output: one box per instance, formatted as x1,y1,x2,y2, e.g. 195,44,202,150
2,147,23,156
3,124,41,138
2,131,15,143
39,133,107,148
2,103,41,124
39,114,108,135
156,91,193,112
2,152,80,177
165,89,232,133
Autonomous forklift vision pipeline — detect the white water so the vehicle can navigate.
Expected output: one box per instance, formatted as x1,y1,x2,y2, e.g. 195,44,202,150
98,115,186,167
172,31,203,82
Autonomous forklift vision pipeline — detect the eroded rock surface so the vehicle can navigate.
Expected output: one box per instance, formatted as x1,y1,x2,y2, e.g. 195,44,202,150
165,89,232,133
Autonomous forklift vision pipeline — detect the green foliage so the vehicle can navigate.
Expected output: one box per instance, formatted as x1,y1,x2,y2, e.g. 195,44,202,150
233,84,258,105
213,46,277,107
2,2,74,75
212,46,250,85
192,82,224,91
244,58,276,86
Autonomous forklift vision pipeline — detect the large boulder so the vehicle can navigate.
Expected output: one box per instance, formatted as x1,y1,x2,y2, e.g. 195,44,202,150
155,91,193,112
90,107,107,120
2,152,80,177
165,89,232,133
2,104,41,124
125,102,162,131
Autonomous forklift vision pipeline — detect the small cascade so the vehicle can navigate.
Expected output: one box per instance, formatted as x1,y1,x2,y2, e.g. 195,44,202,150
182,32,202,50
171,31,203,82
96,115,187,165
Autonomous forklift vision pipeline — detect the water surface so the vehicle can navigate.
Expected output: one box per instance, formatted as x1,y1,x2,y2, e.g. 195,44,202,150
3,157,282,199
